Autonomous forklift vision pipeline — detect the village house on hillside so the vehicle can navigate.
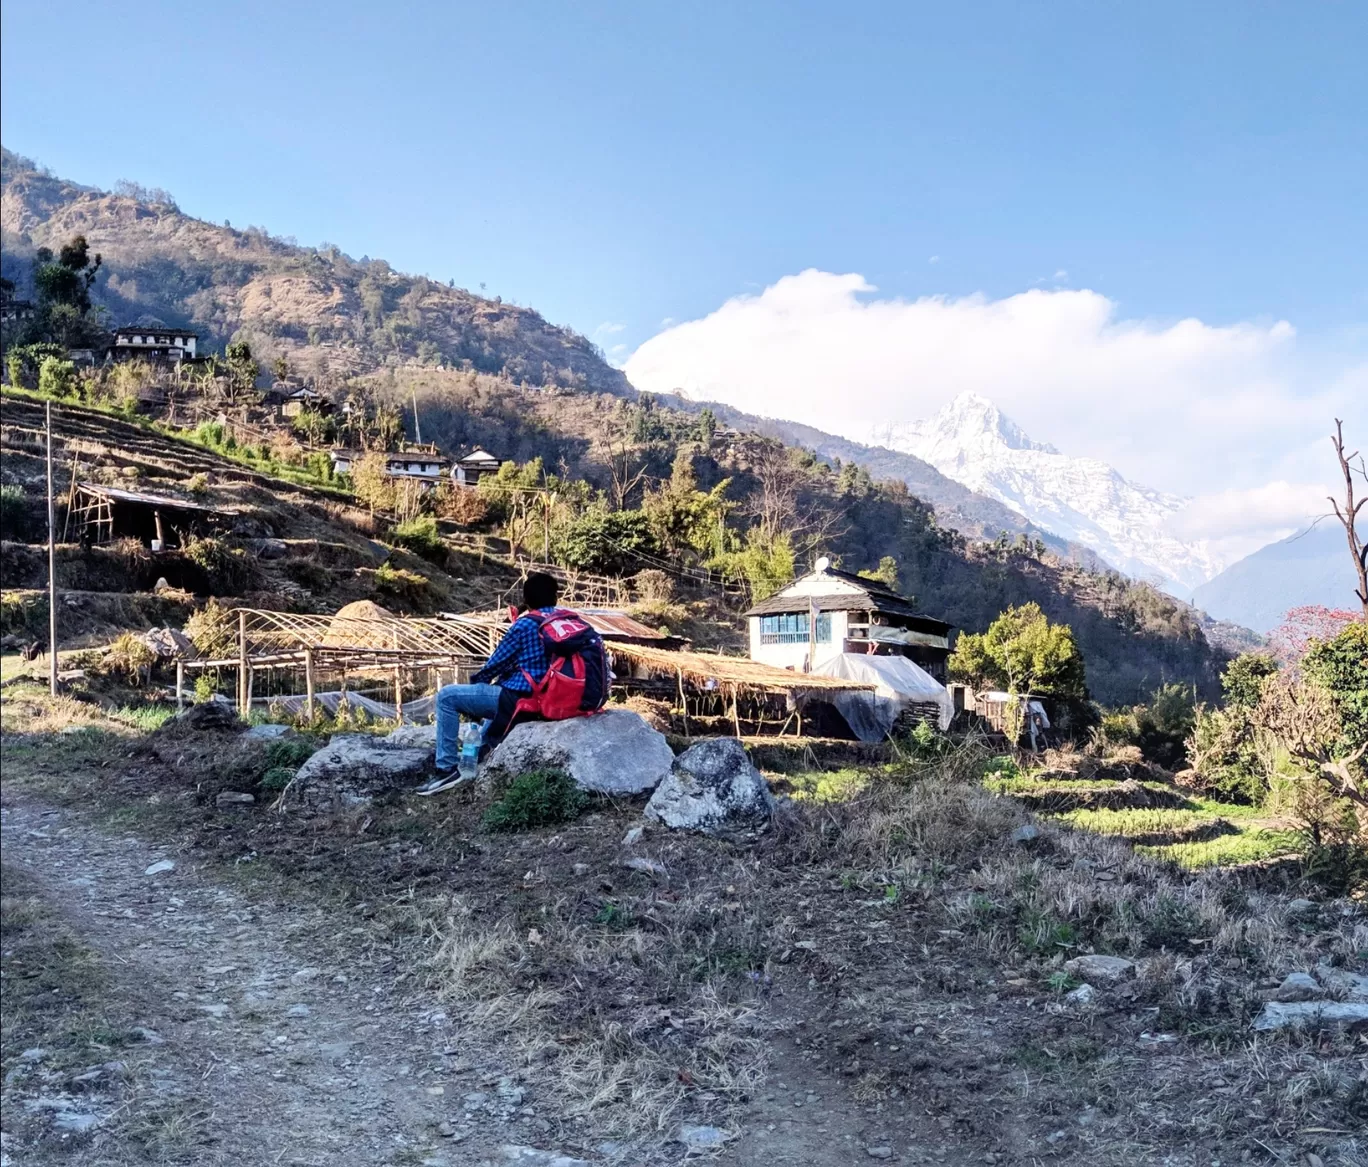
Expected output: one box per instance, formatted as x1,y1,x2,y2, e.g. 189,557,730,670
745,559,953,680
262,383,332,418
107,326,199,364
453,448,500,487
329,445,451,488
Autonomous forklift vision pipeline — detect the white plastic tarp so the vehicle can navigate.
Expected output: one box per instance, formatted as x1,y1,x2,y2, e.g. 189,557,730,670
812,653,954,740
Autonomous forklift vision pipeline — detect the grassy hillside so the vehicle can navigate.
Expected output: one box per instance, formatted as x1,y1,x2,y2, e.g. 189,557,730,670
0,149,628,394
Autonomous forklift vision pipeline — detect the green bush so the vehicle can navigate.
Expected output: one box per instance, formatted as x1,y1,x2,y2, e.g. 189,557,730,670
482,768,589,832
390,515,446,563
184,536,256,594
193,674,219,704
0,485,32,541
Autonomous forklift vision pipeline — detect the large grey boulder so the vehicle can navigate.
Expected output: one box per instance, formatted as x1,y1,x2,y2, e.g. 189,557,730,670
479,710,673,796
383,723,438,751
288,732,432,811
645,737,775,836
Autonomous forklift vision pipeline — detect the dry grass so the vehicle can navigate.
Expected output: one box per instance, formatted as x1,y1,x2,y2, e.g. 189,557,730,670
433,869,776,1132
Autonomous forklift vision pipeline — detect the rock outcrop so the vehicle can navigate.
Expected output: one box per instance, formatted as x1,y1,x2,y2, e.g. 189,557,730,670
479,710,674,796
645,737,775,836
287,727,433,811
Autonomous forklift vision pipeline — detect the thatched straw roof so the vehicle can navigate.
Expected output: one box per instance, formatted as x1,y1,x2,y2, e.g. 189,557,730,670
606,642,874,696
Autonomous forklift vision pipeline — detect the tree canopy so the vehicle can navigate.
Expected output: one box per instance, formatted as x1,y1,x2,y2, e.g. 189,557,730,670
949,602,1086,697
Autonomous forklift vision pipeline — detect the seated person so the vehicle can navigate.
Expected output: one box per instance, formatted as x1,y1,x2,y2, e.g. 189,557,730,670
414,572,560,796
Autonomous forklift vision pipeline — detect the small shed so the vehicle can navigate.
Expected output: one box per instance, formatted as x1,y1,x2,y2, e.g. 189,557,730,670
67,483,231,549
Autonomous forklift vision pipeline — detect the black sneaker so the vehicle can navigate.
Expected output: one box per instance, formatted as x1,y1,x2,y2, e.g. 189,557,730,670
414,768,465,797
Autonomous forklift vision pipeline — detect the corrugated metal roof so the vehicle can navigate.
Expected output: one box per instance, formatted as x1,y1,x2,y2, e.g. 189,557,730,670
77,483,232,514
441,607,676,642
577,609,674,640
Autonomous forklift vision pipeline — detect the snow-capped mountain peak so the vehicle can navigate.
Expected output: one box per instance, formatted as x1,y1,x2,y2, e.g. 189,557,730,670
870,393,1226,592
908,392,1059,456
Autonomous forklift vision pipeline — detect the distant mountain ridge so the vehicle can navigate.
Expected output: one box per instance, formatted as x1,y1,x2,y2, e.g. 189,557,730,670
871,393,1228,592
1191,522,1354,633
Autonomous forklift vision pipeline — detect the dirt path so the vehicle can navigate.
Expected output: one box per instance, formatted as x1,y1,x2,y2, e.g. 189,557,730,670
2,794,960,1167
0,797,598,1167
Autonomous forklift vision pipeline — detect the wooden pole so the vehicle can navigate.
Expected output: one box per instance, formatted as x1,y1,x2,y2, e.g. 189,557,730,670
46,401,58,696
237,610,248,716
731,685,742,739
176,660,185,711
153,510,166,549
393,666,404,724
304,647,316,721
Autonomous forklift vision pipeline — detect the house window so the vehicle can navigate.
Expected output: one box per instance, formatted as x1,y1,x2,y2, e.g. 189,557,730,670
759,612,831,645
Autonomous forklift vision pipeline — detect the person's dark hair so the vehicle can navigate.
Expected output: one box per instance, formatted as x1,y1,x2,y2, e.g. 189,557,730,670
522,572,558,611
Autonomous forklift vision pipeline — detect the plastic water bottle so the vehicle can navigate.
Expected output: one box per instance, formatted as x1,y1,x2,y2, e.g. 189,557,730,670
458,719,485,779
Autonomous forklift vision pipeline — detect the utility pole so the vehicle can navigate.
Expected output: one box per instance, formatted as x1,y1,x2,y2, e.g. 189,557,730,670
46,401,58,695
411,388,423,445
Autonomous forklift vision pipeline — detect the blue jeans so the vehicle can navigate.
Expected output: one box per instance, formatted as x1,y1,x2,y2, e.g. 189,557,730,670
435,683,505,770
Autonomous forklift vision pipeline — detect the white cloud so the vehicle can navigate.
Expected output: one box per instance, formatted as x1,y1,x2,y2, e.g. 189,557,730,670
594,321,626,335
928,255,940,264
1053,269,1069,281
1167,480,1334,564
623,269,1366,550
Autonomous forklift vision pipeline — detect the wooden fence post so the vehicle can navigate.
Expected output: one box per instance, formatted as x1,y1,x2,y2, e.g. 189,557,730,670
304,647,316,721
237,610,248,716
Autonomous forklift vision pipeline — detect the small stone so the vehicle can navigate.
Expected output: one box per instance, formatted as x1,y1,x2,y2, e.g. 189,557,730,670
1063,954,1136,984
144,859,175,876
130,1027,164,1045
243,723,293,740
291,967,322,982
571,863,590,876
866,1147,894,1159
496,1147,591,1167
1064,983,1096,1006
680,1124,734,1151
1011,824,1041,844
286,1004,311,1018
1285,898,1317,917
1252,1001,1368,1032
197,1004,229,1018
621,856,667,878
20,1048,46,1062
621,825,645,846
1275,972,1322,1002
53,1112,100,1133
215,792,255,807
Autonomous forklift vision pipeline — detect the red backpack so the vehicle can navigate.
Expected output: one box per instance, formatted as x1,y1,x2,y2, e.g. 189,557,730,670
515,607,611,721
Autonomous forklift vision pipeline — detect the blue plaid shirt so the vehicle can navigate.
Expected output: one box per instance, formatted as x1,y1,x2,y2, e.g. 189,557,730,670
471,610,552,693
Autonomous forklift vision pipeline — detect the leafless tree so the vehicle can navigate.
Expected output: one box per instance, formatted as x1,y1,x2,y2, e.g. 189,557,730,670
607,442,648,511
745,439,847,559
1328,418,1368,618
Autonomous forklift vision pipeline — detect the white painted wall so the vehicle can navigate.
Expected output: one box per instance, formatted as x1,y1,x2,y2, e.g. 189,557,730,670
747,609,847,672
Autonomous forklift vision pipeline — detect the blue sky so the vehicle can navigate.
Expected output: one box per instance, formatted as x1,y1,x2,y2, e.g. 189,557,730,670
3,1,1364,344
2,0,1365,534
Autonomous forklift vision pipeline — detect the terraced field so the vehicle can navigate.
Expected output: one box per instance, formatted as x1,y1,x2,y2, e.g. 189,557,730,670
986,759,1301,869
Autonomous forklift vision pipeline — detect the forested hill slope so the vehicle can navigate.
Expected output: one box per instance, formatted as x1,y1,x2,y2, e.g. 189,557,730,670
0,149,629,394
